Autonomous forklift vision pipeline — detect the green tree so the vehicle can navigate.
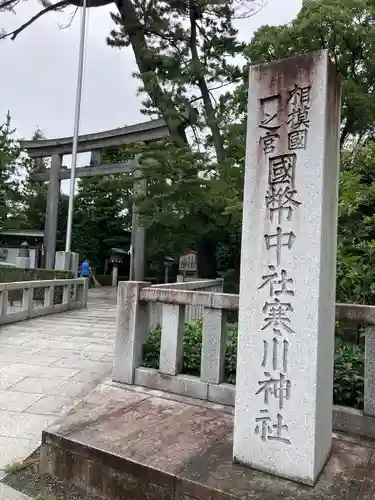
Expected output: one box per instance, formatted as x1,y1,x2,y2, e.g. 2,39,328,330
233,0,375,147
0,112,20,229
17,128,49,231
336,142,375,304
71,175,132,270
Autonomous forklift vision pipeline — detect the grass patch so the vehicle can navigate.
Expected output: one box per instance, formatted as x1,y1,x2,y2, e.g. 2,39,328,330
4,461,28,474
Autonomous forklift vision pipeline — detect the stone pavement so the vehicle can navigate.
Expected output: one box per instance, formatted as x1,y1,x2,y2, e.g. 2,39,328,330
0,287,117,483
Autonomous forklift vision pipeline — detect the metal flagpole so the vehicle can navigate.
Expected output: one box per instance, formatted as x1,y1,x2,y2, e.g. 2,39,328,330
65,0,88,253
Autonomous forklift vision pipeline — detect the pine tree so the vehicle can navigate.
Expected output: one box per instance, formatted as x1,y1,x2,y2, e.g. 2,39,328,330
19,128,49,230
0,112,20,229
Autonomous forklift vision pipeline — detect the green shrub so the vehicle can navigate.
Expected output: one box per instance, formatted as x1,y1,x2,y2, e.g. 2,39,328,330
142,322,365,409
334,339,364,409
0,265,74,304
0,265,73,283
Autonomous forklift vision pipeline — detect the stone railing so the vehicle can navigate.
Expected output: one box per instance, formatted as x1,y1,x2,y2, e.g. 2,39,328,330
0,278,88,325
148,278,224,329
114,280,237,406
114,281,375,440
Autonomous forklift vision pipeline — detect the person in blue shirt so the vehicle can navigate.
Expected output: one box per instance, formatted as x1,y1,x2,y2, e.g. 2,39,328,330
80,259,92,287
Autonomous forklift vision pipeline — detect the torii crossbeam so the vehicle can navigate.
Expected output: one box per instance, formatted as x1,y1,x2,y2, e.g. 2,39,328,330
20,118,169,274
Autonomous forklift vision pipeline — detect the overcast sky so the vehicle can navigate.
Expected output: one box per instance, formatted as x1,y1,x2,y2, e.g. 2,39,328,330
1,0,302,139
1,0,302,190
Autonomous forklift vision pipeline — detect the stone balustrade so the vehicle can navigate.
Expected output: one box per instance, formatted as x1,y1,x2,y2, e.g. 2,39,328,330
114,280,238,406
114,280,375,440
0,278,88,325
148,278,224,328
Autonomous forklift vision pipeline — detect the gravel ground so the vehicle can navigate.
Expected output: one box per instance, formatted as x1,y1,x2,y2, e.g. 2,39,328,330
1,449,101,500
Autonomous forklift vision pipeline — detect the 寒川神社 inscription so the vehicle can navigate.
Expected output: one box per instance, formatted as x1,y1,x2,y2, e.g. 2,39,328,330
233,51,341,486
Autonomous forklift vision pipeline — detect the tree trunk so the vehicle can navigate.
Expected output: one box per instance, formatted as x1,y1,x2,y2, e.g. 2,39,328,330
115,0,188,145
196,237,217,279
189,4,225,163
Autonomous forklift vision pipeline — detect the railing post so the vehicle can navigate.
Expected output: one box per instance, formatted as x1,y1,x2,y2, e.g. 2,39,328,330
201,308,228,384
77,279,89,308
0,288,8,317
22,286,33,317
159,304,185,375
364,326,375,416
113,281,150,385
63,284,70,305
44,286,54,308
214,278,224,293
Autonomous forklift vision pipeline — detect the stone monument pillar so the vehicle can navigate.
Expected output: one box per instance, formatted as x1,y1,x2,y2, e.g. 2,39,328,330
233,50,341,485
109,248,127,287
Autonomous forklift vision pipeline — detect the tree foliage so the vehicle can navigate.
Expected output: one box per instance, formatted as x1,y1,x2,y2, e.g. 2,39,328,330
0,112,20,229
235,0,375,147
71,174,131,268
17,128,49,231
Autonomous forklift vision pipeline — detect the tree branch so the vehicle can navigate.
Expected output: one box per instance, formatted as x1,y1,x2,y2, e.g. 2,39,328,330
1,0,114,40
189,1,225,163
58,6,79,29
0,0,19,11
1,0,70,40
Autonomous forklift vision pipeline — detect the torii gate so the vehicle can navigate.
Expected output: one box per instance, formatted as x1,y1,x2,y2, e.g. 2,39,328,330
20,118,169,279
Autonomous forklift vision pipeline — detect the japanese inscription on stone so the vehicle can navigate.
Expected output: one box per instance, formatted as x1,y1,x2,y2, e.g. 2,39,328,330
254,84,311,445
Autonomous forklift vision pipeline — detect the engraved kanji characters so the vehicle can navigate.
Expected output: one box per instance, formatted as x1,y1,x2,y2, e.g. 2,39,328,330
266,186,301,224
264,227,295,266
288,130,307,151
259,95,281,154
255,410,291,444
254,83,311,446
262,337,289,372
266,154,301,223
259,266,294,297
268,154,296,187
262,298,295,335
256,371,291,409
287,84,311,151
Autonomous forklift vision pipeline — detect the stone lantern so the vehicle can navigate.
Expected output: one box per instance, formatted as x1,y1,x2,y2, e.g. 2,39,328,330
109,248,127,287
163,256,174,284
17,241,31,268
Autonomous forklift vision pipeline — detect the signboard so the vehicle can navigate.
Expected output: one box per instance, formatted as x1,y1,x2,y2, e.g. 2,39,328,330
179,251,197,273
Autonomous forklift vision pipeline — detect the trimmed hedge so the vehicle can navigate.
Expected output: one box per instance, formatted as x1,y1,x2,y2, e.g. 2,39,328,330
0,265,74,303
142,321,364,410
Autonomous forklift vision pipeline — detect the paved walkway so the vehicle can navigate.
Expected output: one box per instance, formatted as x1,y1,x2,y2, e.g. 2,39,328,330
0,287,117,486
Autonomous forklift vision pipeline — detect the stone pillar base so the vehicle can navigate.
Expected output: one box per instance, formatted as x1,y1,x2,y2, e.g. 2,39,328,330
55,251,80,274
16,257,31,269
55,251,71,271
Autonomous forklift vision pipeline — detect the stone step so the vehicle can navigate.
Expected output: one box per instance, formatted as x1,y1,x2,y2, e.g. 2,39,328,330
40,383,375,499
